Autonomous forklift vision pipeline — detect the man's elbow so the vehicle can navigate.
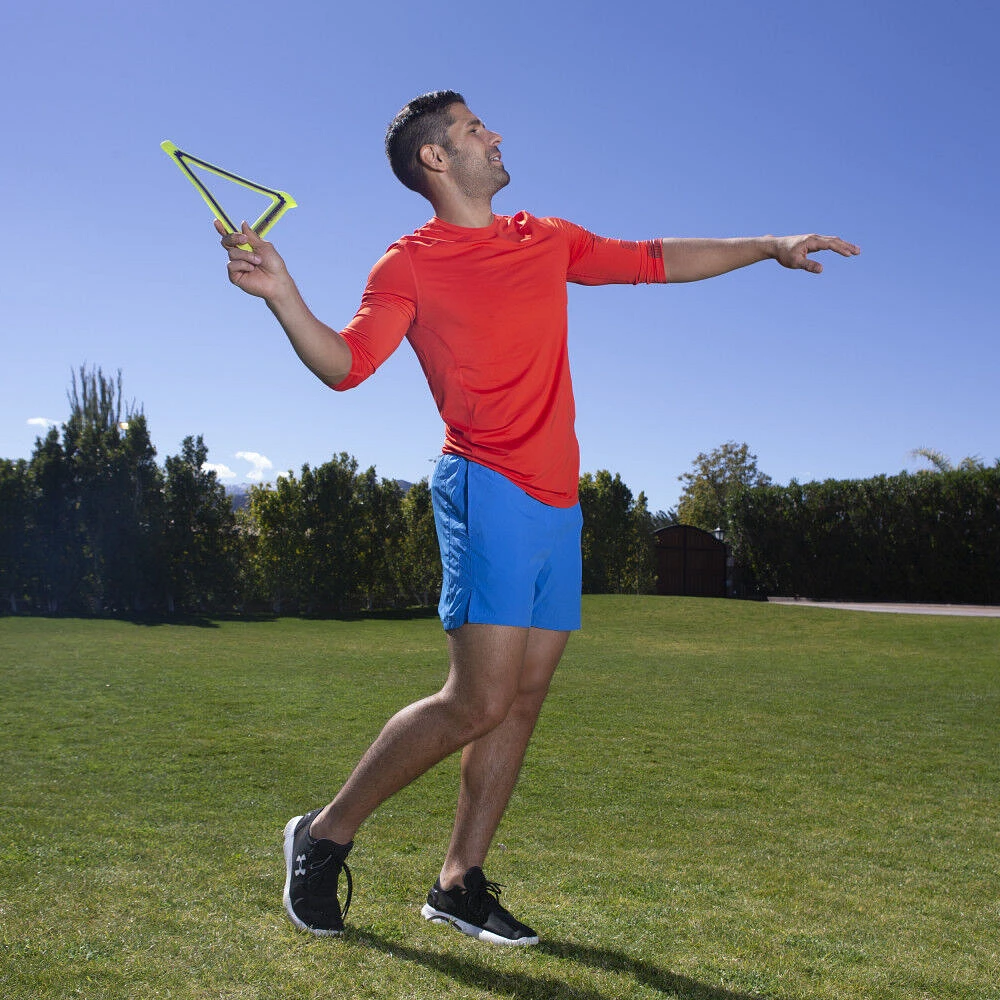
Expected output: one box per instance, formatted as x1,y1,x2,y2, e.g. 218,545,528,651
319,365,353,390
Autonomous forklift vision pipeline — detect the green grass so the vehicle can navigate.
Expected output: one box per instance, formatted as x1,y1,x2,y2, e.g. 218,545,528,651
1,597,998,999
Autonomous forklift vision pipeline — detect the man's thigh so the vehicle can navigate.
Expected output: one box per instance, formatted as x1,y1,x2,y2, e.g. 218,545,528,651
444,623,569,709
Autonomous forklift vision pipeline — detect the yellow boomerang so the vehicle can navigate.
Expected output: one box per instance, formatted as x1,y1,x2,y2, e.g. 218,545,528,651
161,140,297,250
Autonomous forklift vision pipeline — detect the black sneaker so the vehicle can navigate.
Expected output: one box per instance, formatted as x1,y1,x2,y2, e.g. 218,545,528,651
421,866,539,946
282,809,353,936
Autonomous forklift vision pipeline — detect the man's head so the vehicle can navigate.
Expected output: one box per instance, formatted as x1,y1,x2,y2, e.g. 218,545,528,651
385,90,467,195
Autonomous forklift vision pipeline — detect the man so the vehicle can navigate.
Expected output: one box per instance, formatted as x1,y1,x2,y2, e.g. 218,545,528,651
218,90,859,946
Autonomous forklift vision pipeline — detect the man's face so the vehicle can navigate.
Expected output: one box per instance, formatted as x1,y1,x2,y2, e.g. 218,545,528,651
442,103,510,199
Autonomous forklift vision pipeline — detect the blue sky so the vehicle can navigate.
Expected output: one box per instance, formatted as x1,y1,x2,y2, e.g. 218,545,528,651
2,0,997,513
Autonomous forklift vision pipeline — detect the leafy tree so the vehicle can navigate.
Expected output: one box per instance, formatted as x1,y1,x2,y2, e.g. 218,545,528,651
114,413,165,611
400,478,441,606
163,435,239,613
25,427,81,612
910,447,984,473
240,472,307,614
651,508,679,530
0,459,30,612
60,368,164,612
624,489,656,594
677,441,771,532
355,468,405,611
579,470,654,594
299,454,364,614
239,453,372,614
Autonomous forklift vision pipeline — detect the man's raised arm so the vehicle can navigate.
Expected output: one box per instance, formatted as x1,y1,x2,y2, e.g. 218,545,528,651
217,220,353,388
661,234,860,283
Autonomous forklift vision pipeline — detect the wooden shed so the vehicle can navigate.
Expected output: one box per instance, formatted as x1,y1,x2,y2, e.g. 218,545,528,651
654,525,728,597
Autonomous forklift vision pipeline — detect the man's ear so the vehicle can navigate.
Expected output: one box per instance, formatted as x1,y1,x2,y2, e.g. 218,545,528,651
419,143,449,175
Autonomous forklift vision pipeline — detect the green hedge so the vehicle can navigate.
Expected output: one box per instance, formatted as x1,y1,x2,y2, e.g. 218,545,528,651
728,467,1000,603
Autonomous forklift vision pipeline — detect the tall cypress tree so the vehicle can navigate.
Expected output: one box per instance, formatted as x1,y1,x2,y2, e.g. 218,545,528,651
59,367,163,613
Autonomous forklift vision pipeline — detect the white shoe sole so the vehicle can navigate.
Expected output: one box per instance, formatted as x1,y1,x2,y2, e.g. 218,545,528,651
421,903,539,946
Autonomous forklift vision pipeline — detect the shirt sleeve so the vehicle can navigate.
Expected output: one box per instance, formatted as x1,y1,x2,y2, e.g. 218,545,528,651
333,245,417,391
543,217,667,286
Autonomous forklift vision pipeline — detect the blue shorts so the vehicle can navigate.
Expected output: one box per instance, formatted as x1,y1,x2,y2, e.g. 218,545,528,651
431,455,583,632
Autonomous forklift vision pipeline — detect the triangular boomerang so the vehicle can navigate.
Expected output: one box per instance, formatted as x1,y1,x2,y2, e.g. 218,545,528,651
161,140,297,249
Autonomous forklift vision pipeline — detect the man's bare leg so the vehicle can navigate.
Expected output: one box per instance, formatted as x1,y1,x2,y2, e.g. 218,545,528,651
438,627,570,888
309,623,532,846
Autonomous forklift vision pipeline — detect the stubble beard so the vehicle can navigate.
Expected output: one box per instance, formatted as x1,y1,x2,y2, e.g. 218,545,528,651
448,146,510,200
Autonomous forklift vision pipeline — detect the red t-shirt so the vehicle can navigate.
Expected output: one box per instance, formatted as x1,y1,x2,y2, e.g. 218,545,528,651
335,211,665,506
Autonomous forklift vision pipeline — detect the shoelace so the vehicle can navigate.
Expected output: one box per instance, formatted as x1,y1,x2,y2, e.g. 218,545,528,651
308,852,353,919
339,859,353,919
465,875,504,921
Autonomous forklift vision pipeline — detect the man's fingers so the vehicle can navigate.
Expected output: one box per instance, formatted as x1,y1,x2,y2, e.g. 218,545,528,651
213,221,263,264
812,235,861,257
238,220,261,245
226,245,263,265
225,257,264,289
226,258,254,279
781,234,860,273
216,220,264,249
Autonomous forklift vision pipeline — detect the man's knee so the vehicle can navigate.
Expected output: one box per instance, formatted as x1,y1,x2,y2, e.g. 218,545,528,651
441,684,516,741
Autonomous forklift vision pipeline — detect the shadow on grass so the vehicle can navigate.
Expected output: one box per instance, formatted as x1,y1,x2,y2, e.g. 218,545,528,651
541,940,782,1000
0,607,438,628
355,929,779,1000
4,606,441,628
302,605,441,623
7,611,227,628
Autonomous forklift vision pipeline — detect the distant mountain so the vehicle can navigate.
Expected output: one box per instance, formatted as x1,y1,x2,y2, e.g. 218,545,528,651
225,484,252,511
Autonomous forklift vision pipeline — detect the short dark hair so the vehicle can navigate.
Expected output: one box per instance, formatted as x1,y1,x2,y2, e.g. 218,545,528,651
385,90,465,194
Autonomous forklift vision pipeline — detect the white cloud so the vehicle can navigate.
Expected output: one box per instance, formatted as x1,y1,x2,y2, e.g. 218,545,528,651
236,450,274,482
27,417,58,429
202,462,236,480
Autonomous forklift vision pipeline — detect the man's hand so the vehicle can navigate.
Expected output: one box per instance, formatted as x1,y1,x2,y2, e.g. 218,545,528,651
214,219,353,386
215,219,295,302
770,234,861,274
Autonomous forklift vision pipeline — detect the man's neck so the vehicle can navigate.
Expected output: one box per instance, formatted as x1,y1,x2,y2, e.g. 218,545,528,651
429,193,494,229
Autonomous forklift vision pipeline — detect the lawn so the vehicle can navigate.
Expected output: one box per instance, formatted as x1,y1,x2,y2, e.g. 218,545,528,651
1,597,997,1000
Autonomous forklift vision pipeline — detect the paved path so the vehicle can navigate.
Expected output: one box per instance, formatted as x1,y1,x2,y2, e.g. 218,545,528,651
767,597,1000,617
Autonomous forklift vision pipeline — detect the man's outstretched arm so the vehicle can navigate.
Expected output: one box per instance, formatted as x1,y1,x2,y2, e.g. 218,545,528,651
217,221,353,387
661,234,860,283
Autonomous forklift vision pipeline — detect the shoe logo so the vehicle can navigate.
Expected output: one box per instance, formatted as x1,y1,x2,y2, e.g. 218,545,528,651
295,854,307,877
